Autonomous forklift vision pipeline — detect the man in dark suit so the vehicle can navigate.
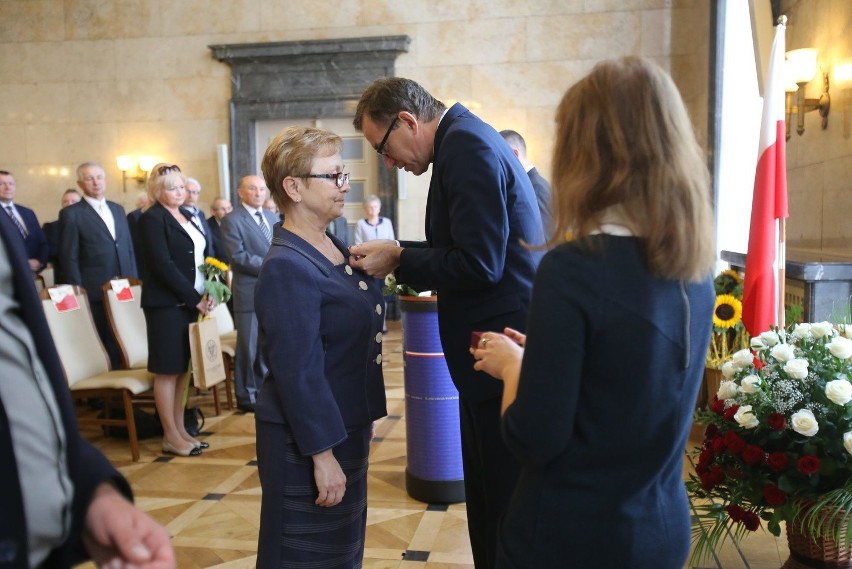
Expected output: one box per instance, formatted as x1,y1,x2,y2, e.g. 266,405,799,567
350,78,544,569
42,189,81,279
207,196,232,261
126,191,150,279
0,210,174,569
221,175,279,412
184,177,214,258
59,162,138,369
500,129,553,236
0,170,49,273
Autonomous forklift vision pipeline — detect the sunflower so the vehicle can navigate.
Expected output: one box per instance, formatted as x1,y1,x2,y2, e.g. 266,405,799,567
204,257,230,272
720,269,742,284
713,294,742,329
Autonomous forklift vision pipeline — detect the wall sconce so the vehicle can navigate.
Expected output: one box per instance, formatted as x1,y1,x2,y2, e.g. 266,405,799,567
116,155,157,193
784,48,831,140
833,60,852,139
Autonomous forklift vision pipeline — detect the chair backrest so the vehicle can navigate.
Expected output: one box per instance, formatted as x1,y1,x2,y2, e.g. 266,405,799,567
210,302,235,335
40,286,111,385
41,266,55,288
102,277,147,369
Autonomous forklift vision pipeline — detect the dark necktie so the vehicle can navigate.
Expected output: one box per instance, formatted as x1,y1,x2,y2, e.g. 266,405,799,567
256,211,271,243
4,206,27,238
192,209,205,234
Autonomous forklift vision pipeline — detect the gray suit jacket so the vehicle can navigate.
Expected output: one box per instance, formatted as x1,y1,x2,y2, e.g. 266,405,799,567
58,199,137,302
221,205,279,313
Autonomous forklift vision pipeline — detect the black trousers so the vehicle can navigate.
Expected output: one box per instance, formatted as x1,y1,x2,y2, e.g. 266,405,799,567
459,395,522,569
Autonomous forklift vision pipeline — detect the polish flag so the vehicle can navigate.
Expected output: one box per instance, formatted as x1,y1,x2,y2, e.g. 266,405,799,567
742,20,788,337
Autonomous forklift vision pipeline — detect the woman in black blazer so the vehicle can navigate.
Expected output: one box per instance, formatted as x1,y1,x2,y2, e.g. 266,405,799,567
138,163,214,457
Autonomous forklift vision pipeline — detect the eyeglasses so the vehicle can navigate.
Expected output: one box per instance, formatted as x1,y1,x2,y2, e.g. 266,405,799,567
157,164,181,175
301,172,350,189
376,117,399,157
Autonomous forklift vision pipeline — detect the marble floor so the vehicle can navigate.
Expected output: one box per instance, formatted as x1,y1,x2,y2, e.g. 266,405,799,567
75,321,790,569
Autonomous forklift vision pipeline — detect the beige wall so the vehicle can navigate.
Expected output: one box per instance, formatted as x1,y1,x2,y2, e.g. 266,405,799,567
0,0,709,239
780,0,852,253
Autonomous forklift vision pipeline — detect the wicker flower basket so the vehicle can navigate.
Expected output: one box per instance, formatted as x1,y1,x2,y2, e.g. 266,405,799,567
782,506,852,569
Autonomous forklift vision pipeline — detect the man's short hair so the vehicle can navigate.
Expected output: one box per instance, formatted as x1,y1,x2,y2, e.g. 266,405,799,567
499,130,526,155
353,77,446,131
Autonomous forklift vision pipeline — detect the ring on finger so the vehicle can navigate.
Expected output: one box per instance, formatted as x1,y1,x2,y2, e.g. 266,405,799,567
481,338,489,347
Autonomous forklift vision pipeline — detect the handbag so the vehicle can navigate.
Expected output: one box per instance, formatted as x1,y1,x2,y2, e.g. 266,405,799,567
189,317,226,389
184,406,205,437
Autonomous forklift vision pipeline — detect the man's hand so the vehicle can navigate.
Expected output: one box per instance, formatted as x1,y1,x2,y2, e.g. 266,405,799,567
348,239,402,278
82,483,176,569
28,259,41,272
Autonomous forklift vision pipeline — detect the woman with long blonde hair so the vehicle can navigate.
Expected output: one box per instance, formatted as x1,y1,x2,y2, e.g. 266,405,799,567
471,57,715,568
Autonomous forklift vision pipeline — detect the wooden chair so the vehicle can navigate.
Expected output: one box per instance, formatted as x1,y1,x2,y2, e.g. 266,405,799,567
209,302,236,411
40,285,154,461
102,278,233,414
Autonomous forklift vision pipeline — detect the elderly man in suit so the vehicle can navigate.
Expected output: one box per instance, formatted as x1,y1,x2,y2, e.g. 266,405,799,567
222,175,278,412
349,78,544,569
183,177,213,258
499,129,553,236
59,162,137,369
207,196,232,260
0,170,49,273
0,210,175,569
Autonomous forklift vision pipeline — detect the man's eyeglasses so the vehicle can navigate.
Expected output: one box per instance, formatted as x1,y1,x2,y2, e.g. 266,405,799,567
301,172,350,189
157,164,181,176
376,117,399,157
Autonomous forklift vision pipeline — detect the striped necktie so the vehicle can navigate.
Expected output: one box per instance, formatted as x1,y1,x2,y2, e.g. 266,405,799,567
256,211,271,243
4,206,27,237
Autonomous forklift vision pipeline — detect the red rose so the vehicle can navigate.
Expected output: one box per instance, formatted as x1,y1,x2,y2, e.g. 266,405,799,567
711,398,726,415
742,445,765,465
725,504,745,522
763,484,787,506
723,404,740,421
700,472,716,490
710,466,725,486
724,431,746,455
697,448,714,471
768,413,787,431
742,511,760,531
767,452,789,472
705,424,720,439
712,437,725,453
798,455,821,476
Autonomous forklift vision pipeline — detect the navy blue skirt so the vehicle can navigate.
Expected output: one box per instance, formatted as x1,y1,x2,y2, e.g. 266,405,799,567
256,420,371,569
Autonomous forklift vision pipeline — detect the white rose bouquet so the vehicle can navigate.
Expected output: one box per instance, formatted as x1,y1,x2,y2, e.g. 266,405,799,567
687,322,852,563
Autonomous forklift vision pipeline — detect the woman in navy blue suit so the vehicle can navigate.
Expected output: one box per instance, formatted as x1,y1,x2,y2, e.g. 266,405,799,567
471,57,716,568
138,163,214,457
254,126,386,568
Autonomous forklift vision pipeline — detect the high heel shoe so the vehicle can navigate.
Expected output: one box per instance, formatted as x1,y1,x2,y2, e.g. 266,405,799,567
162,441,202,457
193,441,210,449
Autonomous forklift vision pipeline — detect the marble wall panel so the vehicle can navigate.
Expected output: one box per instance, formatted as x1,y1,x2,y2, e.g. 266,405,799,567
158,0,260,36
786,162,825,246
525,11,641,61
67,80,165,123
585,0,671,11
414,18,525,68
0,83,70,125
0,0,65,42
113,36,227,81
640,9,671,57
356,0,471,26
162,77,231,121
259,0,362,30
63,0,160,40
0,126,30,165
470,61,591,110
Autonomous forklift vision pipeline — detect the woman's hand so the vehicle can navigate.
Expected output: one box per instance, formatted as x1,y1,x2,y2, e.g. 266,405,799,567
312,449,346,507
195,297,216,315
471,328,524,413
470,329,524,381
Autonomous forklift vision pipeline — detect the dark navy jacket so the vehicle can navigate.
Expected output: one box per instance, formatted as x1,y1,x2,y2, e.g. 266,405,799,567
396,103,545,402
0,211,131,568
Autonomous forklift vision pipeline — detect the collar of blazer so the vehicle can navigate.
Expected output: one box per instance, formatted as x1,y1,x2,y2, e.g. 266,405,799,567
271,227,347,277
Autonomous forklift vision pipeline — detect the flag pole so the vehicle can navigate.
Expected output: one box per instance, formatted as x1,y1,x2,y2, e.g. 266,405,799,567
778,217,786,327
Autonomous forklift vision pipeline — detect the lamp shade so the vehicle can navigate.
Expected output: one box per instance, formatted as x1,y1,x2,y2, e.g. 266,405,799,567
137,155,158,173
116,155,135,171
786,48,818,84
833,60,852,91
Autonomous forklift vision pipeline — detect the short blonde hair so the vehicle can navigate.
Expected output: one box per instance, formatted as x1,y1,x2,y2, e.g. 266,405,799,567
146,163,186,209
550,56,715,282
261,126,342,211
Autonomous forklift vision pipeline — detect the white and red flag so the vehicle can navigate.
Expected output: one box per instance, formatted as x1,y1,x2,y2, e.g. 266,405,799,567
742,20,789,337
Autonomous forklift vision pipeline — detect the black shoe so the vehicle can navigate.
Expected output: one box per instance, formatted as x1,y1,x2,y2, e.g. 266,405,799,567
237,403,256,413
